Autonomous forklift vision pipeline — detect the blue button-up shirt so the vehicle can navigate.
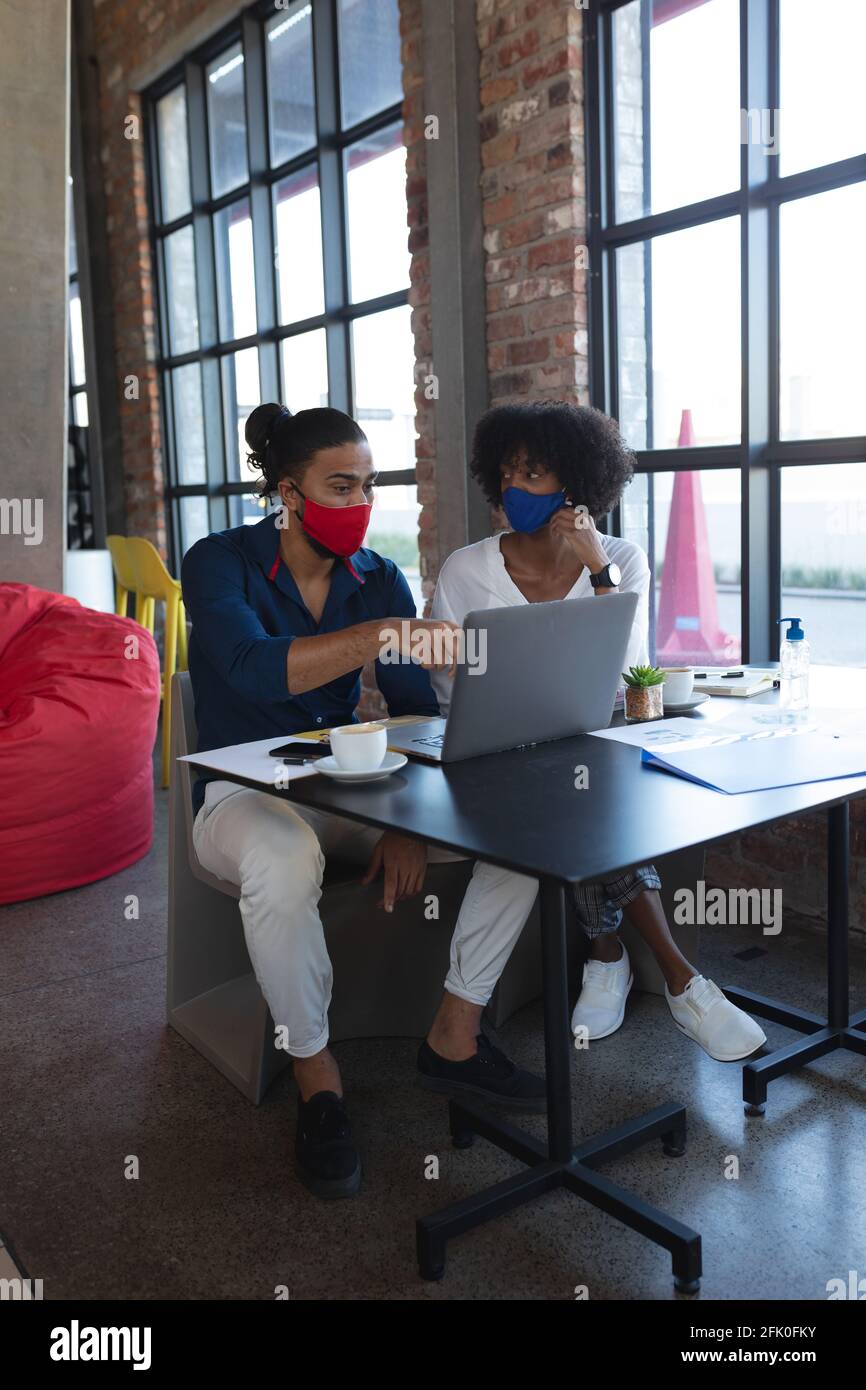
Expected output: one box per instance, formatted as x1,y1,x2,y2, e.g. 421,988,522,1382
181,515,439,813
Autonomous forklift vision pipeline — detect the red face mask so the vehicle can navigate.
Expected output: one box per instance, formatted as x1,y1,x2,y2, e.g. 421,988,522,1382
292,487,372,559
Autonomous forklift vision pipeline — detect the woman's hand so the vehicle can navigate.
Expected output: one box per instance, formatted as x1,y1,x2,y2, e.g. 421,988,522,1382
548,503,610,573
361,831,428,913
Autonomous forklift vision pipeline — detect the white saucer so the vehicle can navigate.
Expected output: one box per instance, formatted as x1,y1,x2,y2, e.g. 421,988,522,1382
663,693,710,713
314,751,408,783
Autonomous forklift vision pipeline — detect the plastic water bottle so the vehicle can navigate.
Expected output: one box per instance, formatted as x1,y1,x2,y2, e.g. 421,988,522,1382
777,617,810,712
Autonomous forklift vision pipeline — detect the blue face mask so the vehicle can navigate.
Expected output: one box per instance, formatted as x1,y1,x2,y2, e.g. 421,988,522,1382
501,486,568,534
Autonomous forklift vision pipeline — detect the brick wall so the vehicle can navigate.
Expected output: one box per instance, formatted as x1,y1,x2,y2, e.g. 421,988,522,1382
399,0,591,566
84,0,225,553
399,0,590,596
477,0,587,410
707,803,866,939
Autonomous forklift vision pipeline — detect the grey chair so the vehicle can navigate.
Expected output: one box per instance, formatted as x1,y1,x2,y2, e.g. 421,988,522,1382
168,673,536,1103
167,673,703,1103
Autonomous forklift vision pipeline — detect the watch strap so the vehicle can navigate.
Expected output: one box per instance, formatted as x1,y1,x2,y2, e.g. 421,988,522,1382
590,562,619,589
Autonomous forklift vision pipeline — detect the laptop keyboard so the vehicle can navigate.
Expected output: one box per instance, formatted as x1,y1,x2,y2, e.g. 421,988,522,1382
412,733,445,748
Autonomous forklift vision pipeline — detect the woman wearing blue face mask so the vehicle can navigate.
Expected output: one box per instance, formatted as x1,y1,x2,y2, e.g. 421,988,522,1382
430,401,766,1063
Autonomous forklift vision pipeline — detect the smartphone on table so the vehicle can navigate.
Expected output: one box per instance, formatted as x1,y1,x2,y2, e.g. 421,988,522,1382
269,740,331,764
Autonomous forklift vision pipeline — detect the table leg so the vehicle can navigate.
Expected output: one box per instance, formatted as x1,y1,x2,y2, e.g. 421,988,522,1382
415,874,702,1290
539,878,573,1162
828,801,850,1031
723,801,860,1113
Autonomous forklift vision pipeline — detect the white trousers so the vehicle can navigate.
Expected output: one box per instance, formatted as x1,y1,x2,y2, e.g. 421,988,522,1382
192,780,539,1058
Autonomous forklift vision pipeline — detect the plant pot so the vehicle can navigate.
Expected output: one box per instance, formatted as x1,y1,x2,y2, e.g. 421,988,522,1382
624,684,664,723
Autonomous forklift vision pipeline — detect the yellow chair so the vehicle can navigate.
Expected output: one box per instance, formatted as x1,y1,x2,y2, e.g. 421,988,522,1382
107,535,188,787
107,535,141,622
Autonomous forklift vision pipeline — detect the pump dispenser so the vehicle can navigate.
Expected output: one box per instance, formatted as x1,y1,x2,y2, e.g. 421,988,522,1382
777,617,810,711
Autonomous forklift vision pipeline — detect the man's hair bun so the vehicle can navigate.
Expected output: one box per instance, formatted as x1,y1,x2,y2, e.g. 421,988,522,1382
245,403,292,494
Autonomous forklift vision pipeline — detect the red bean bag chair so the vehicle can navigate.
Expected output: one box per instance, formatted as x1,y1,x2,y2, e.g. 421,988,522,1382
0,583,161,905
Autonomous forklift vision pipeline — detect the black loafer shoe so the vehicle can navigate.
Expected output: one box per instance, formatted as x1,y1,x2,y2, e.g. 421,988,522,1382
295,1091,361,1199
417,1034,547,1112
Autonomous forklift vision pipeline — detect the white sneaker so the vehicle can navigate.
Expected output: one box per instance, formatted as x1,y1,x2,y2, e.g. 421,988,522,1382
571,945,633,1040
665,975,767,1061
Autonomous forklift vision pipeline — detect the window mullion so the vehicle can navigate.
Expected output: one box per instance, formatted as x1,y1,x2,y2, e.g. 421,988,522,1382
185,59,228,532
741,0,773,663
242,12,278,404
312,0,351,413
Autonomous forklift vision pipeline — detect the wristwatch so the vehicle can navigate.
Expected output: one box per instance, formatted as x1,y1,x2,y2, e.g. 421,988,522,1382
589,561,622,589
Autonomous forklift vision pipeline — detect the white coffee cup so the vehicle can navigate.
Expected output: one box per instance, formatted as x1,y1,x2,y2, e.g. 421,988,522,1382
329,722,388,772
661,668,695,705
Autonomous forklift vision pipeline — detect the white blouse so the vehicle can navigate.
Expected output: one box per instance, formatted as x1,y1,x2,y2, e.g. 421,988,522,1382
430,531,651,716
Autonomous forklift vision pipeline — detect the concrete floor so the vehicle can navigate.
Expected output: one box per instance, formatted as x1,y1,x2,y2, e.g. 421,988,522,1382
2,764,866,1301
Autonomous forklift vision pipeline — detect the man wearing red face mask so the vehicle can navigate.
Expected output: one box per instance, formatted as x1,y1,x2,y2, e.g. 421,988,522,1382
181,402,546,1201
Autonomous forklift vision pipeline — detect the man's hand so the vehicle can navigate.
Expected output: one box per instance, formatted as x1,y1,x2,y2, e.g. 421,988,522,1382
386,618,463,679
288,617,460,695
361,831,428,913
548,505,611,580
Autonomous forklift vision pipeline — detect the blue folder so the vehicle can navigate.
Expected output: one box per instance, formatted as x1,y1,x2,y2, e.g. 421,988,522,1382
641,730,866,795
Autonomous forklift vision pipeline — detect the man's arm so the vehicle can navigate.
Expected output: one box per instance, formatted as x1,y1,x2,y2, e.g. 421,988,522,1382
287,620,391,695
182,538,457,703
289,613,460,696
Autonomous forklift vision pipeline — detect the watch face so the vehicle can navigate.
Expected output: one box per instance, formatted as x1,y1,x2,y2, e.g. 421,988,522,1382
606,562,622,586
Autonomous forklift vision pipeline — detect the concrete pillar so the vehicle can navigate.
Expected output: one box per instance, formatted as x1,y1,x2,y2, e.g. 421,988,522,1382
421,0,489,559
0,0,70,591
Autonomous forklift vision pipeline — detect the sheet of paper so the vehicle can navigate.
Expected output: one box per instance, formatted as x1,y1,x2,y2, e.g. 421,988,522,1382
590,704,866,751
179,736,322,787
721,705,866,737
588,716,734,749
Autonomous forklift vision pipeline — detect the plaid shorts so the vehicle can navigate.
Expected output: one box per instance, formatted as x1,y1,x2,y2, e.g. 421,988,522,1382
572,864,661,939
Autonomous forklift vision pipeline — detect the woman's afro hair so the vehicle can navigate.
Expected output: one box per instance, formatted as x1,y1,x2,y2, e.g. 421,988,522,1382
470,400,636,519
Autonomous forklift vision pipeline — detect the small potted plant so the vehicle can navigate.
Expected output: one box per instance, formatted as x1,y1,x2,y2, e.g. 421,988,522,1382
622,664,666,723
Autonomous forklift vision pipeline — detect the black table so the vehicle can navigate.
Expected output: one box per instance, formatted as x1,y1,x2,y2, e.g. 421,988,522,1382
190,712,866,1292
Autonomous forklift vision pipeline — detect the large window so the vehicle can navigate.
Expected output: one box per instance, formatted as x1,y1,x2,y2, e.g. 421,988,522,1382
146,0,420,600
588,0,866,666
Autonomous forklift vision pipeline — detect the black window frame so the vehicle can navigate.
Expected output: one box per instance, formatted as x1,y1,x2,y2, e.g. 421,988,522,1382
585,0,866,663
144,0,413,575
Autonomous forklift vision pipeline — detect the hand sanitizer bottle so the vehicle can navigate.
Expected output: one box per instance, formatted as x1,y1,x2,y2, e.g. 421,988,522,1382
777,617,810,712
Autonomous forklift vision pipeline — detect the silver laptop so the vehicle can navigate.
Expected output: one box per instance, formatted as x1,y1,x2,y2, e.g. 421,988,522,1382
388,591,639,763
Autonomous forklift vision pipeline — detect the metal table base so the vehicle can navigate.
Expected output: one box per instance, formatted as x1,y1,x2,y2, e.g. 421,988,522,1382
723,805,866,1113
417,880,703,1293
